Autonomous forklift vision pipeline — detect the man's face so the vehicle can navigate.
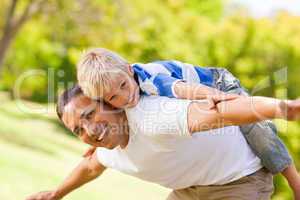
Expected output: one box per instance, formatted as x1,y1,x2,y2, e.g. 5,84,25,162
102,68,140,109
62,94,128,149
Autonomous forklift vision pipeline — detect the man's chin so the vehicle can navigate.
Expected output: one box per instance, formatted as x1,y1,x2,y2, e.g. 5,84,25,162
104,143,119,150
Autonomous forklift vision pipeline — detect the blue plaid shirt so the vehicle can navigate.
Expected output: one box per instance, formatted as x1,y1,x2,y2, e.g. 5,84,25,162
132,60,214,97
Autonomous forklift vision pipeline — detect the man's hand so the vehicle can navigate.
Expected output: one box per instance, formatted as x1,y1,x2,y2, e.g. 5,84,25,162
26,152,105,200
83,146,97,157
25,191,60,200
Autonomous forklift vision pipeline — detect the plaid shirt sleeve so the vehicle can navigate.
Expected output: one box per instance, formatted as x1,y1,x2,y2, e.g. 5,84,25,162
133,62,184,98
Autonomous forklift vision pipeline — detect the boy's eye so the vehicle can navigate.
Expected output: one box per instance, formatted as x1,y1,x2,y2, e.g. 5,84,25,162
109,95,116,101
120,81,126,89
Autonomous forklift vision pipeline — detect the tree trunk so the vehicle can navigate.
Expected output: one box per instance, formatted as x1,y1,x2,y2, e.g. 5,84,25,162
0,0,44,75
0,30,14,72
0,0,19,74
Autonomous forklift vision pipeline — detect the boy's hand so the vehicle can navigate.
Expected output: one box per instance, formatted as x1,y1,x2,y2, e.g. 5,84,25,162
281,99,300,120
83,146,97,157
207,93,240,109
211,93,240,103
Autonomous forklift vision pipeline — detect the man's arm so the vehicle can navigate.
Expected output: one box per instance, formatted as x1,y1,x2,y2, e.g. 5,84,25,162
26,151,106,200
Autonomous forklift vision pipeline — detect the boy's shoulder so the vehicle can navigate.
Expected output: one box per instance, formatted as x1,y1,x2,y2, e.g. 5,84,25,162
132,60,180,74
132,60,190,72
133,59,184,66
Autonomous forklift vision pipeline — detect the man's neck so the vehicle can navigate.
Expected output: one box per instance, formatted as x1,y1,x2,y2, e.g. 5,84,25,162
120,115,130,149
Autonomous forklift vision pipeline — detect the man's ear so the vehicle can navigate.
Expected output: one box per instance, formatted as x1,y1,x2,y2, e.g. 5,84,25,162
126,64,134,77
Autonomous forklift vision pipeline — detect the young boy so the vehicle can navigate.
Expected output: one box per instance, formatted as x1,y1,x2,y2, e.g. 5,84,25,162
77,48,300,198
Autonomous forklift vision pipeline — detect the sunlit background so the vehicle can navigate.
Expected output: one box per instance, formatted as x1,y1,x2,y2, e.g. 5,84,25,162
0,0,300,199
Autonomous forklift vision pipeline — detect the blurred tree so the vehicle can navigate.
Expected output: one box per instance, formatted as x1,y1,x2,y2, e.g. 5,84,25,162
0,0,47,74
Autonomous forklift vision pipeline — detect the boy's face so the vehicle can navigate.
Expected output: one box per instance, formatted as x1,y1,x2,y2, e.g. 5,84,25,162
103,66,140,108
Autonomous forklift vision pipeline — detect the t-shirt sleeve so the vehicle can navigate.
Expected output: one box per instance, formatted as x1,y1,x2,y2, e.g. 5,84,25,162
96,148,108,168
152,73,182,98
96,147,118,169
126,96,192,137
133,63,183,98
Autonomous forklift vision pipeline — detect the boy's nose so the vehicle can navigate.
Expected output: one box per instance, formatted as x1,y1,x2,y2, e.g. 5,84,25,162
119,90,129,102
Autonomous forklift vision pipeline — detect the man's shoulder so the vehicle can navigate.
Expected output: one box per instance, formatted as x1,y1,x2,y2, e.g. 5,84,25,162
127,95,187,109
125,96,192,125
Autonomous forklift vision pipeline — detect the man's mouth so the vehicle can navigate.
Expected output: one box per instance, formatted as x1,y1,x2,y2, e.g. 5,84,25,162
97,126,109,142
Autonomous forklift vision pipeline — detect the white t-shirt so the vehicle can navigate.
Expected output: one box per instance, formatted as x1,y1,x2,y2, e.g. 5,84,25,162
97,96,262,189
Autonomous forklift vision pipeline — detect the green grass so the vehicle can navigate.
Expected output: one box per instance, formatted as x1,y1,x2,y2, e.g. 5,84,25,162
0,98,169,200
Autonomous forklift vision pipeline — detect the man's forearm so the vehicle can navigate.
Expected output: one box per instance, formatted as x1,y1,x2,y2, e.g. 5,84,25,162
54,154,105,199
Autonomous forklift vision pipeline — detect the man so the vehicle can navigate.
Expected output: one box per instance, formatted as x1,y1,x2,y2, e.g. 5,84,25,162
26,85,300,200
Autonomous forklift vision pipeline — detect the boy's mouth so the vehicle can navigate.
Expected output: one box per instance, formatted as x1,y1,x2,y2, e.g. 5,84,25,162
127,89,139,107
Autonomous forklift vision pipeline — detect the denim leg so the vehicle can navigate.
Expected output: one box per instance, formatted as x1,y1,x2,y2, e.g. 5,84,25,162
210,68,292,174
239,121,292,174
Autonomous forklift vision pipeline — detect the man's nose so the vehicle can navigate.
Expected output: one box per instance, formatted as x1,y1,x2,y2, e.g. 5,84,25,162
82,120,97,139
83,122,106,139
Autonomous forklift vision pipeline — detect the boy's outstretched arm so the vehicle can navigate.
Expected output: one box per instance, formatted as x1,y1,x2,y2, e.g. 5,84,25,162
187,97,300,133
173,81,239,107
26,152,105,200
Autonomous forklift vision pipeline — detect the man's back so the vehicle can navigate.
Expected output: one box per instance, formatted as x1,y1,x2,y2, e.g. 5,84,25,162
96,96,262,189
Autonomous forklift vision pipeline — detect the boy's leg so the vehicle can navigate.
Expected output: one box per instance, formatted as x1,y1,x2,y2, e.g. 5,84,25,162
282,165,300,199
239,120,292,174
211,68,292,174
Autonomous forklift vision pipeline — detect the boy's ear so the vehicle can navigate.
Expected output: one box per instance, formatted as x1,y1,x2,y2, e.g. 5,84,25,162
127,64,134,76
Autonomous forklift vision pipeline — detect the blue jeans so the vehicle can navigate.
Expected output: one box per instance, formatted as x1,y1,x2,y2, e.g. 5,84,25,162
209,67,292,174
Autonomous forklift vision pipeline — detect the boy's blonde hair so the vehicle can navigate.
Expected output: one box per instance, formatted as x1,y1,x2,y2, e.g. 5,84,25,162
77,48,129,99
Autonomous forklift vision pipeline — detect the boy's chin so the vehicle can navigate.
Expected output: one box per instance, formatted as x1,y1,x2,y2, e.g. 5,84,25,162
125,97,140,108
125,102,138,108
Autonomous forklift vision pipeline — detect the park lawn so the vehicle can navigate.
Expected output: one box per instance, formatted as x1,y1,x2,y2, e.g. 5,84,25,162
0,99,170,200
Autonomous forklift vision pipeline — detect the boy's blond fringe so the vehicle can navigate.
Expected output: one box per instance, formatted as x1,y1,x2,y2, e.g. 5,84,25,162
77,48,129,99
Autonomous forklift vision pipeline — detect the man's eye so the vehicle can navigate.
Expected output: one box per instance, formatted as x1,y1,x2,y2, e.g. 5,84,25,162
86,110,95,120
120,82,126,89
74,127,84,136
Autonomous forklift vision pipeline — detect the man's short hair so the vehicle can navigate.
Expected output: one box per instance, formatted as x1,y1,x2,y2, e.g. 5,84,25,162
56,85,83,121
77,48,129,100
